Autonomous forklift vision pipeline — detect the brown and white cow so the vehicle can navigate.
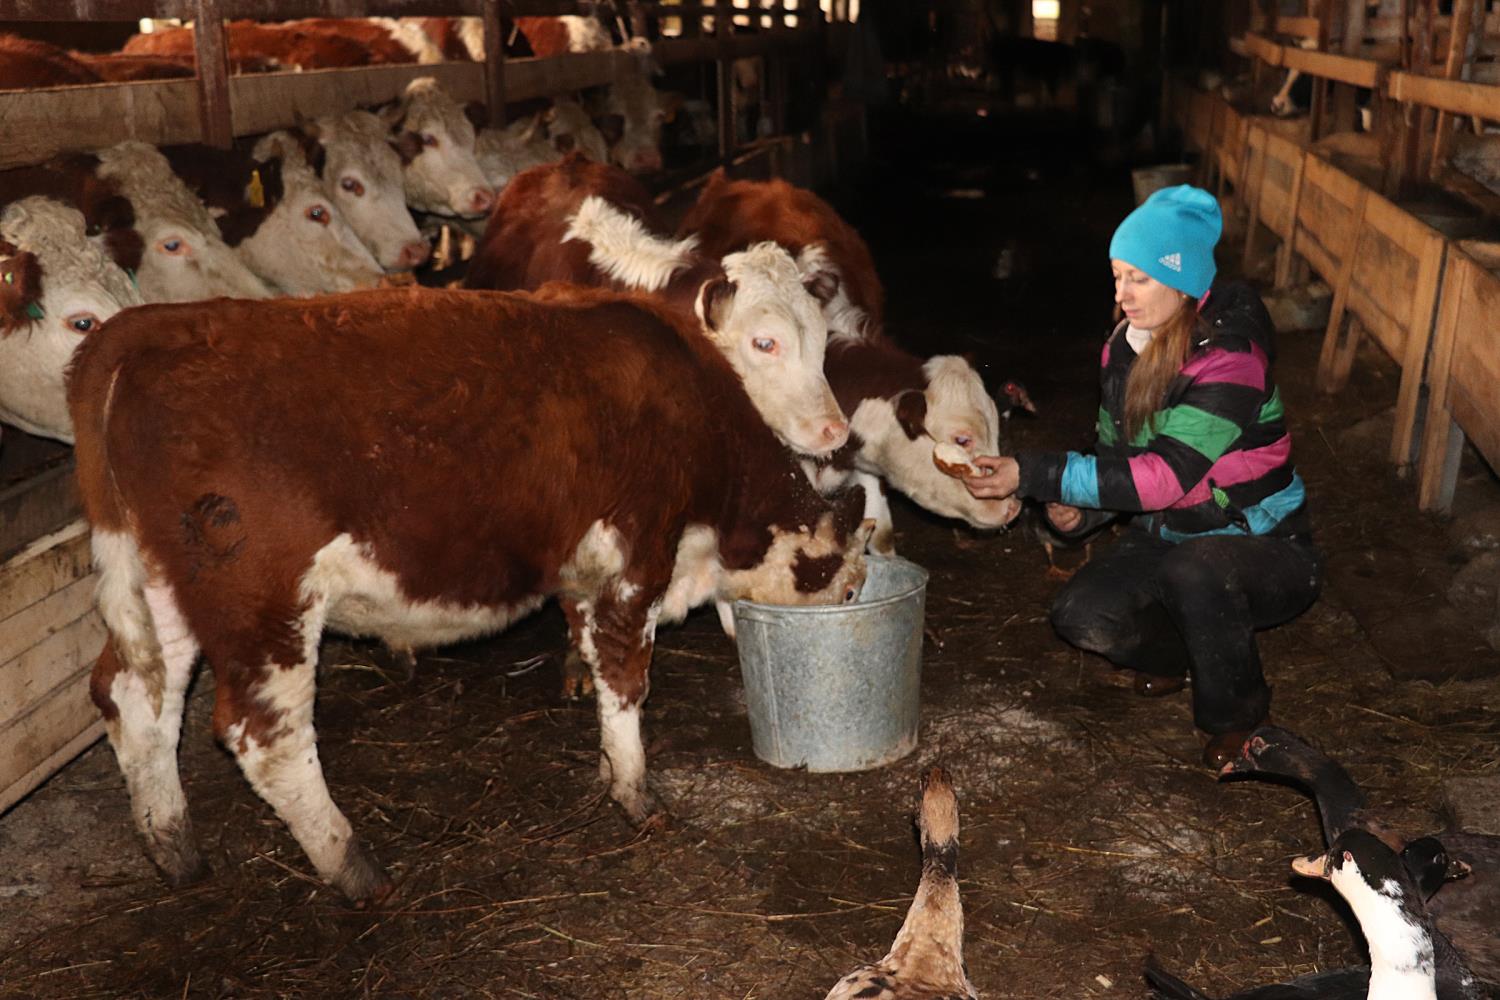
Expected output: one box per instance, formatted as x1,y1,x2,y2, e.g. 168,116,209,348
70,286,871,902
592,70,680,175
0,34,100,89
123,20,379,71
258,116,430,272
465,154,849,458
678,173,1022,547
0,154,144,277
0,197,142,442
381,77,495,219
162,143,384,296
96,142,274,302
515,15,614,57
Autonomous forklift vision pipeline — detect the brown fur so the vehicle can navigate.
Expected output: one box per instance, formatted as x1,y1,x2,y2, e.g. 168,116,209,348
411,18,478,61
0,156,143,273
124,21,378,70
69,52,194,81
160,145,284,247
514,17,573,57
824,337,929,424
285,19,419,65
0,34,101,88
465,152,669,294
678,170,887,336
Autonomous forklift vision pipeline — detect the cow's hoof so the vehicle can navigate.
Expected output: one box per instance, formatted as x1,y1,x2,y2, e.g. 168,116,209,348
334,842,393,908
147,822,207,888
155,847,209,889
559,650,595,701
614,784,667,829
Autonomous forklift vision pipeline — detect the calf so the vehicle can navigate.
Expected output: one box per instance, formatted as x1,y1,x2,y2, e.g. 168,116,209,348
381,77,495,219
96,142,273,302
260,115,430,272
70,286,871,903
678,173,1021,544
592,70,679,174
162,143,383,295
0,197,141,442
465,153,848,457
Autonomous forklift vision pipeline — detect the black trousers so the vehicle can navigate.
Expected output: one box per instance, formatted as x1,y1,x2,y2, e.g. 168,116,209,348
1049,527,1323,734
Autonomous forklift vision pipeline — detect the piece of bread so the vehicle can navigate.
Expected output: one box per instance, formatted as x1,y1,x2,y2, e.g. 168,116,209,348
932,442,984,479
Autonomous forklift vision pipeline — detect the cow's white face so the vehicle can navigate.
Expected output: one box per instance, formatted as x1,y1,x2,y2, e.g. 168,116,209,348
0,197,141,442
392,79,495,218
237,171,384,296
318,114,429,272
603,77,673,174
547,100,611,164
848,356,1020,530
135,218,273,302
701,242,849,457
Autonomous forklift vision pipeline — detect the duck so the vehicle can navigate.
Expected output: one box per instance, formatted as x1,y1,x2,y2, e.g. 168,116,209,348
1017,499,1094,580
1219,724,1500,982
1146,828,1493,1000
823,767,978,1000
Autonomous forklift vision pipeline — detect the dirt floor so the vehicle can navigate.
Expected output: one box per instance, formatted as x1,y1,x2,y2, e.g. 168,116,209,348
1,106,1498,999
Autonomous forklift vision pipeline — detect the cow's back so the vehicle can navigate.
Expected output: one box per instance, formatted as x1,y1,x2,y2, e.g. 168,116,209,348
69,288,740,607
678,172,885,334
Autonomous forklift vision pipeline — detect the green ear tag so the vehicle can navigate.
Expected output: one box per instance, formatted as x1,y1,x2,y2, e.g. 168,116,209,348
3,270,13,284
126,268,139,289
1211,485,1230,508
25,301,45,321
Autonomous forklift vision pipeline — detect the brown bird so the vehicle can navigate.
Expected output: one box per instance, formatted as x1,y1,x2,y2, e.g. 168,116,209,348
823,767,978,1000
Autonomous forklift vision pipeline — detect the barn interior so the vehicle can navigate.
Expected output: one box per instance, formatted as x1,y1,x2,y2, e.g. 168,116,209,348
0,1,1498,997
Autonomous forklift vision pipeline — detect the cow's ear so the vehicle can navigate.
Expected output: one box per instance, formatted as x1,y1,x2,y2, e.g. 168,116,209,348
463,101,488,131
893,389,928,440
594,112,625,146
389,130,424,165
697,276,735,332
803,267,840,307
0,243,44,334
293,110,322,142
376,99,407,131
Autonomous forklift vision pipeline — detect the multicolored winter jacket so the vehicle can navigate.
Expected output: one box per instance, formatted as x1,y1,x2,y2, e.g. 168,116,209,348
1016,280,1311,542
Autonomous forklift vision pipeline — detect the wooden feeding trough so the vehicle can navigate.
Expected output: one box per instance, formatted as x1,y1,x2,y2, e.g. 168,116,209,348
1418,240,1500,513
1242,120,1310,287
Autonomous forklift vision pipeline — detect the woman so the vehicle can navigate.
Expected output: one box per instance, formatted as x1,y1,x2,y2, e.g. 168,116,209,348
965,185,1321,769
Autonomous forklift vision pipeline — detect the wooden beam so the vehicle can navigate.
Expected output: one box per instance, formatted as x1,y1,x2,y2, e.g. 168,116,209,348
1390,70,1500,122
0,0,614,16
1280,45,1381,88
481,0,505,126
192,0,232,148
1243,32,1284,67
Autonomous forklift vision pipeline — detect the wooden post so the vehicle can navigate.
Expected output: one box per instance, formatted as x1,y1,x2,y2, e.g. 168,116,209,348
1429,0,1484,180
1316,186,1371,394
192,0,232,148
1334,0,1367,130
483,0,507,127
716,0,734,160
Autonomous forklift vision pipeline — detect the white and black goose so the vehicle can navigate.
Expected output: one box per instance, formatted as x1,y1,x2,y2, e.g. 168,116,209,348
1146,828,1494,1000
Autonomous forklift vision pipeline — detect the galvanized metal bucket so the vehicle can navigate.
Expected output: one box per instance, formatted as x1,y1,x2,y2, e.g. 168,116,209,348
732,555,928,773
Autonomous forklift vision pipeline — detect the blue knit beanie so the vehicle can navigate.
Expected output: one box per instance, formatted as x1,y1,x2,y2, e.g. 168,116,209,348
1109,185,1221,299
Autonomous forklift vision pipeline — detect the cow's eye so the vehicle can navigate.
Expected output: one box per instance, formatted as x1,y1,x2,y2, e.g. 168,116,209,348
340,177,365,196
752,337,777,354
843,586,858,603
158,237,186,255
306,205,330,225
67,312,100,334
421,133,439,148
953,433,973,449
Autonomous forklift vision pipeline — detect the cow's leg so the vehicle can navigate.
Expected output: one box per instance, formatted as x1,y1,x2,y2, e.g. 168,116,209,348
210,600,389,904
90,566,204,887
576,588,664,824
857,471,897,555
557,598,596,701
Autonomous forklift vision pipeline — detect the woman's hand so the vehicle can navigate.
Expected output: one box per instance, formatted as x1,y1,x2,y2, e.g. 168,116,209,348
1046,502,1083,533
964,455,1019,499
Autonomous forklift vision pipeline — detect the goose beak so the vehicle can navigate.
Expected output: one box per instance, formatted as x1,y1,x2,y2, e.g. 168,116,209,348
1291,851,1329,879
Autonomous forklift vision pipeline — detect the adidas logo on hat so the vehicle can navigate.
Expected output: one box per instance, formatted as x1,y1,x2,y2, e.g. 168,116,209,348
1159,252,1182,272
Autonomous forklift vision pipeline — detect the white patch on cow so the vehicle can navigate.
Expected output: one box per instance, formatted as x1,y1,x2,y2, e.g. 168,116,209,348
1329,858,1437,1000
303,113,427,272
715,599,737,639
558,519,631,598
797,244,871,340
0,197,141,442
371,16,443,63
241,137,385,295
391,77,494,218
565,195,697,291
93,530,155,663
224,599,361,888
854,470,898,555
847,394,1020,531
456,17,485,61
305,534,545,652
595,680,648,813
660,524,721,623
561,15,613,52
720,512,869,606
97,141,273,303
706,242,848,456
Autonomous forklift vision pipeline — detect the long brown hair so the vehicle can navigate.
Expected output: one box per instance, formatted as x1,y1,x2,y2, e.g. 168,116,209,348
1123,296,1201,441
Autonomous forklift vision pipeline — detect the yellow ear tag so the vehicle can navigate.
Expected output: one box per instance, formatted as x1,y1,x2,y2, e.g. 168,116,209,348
248,169,265,209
